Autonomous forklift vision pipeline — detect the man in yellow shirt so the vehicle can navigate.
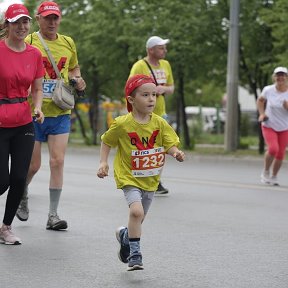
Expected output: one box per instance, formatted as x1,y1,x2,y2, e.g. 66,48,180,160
129,36,175,194
16,1,86,230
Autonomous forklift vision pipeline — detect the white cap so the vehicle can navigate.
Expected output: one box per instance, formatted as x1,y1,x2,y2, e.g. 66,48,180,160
273,67,288,74
146,36,170,49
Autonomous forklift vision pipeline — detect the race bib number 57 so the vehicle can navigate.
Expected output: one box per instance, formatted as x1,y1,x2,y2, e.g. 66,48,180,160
131,147,165,177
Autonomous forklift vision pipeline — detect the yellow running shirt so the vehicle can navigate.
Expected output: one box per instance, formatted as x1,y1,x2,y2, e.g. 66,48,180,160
25,32,79,116
101,113,180,191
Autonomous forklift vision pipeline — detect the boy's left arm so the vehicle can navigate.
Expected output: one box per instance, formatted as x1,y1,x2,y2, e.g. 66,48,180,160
167,146,185,162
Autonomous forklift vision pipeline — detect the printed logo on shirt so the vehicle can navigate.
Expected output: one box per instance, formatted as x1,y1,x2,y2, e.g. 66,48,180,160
128,130,159,150
43,56,67,79
151,69,167,85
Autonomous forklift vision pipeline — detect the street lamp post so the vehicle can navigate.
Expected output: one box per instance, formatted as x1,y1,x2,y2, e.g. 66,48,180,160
224,0,240,151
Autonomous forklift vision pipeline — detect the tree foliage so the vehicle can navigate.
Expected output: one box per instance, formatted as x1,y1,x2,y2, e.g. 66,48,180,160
23,0,287,149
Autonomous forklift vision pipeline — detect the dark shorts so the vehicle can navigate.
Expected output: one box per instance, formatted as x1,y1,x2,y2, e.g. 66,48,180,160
34,115,71,142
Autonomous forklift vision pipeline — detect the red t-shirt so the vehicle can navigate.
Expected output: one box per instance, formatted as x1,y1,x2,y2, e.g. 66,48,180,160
0,41,44,127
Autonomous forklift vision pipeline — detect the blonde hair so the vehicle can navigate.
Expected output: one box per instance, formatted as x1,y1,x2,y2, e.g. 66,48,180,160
0,18,8,40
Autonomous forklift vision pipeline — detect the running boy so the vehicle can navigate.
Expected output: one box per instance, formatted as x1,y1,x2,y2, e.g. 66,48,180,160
97,74,185,271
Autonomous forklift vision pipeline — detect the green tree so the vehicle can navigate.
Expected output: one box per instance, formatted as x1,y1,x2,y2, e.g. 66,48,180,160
23,0,284,151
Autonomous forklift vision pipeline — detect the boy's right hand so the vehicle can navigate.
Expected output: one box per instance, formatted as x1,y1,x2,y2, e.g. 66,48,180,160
97,163,109,178
173,150,185,162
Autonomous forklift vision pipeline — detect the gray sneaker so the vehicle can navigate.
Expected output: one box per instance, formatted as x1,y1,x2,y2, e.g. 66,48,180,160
16,197,29,221
127,252,144,271
115,226,130,263
46,214,68,230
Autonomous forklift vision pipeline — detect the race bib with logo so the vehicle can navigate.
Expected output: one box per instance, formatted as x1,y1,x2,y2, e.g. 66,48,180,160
131,147,165,177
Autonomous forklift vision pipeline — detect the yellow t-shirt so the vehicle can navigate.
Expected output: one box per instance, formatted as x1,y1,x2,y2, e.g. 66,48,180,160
101,113,180,191
129,59,174,117
25,32,79,117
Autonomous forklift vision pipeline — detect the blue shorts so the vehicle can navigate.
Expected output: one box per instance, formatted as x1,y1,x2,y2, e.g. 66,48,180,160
33,115,71,142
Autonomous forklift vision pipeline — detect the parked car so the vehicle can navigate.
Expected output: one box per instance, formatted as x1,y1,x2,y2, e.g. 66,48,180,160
169,106,226,133
185,106,225,133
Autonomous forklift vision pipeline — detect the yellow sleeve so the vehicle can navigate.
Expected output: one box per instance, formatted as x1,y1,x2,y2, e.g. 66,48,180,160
101,118,121,148
164,61,174,86
129,60,150,77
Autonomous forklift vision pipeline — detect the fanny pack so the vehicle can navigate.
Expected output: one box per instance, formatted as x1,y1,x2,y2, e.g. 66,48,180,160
0,98,27,105
52,79,75,110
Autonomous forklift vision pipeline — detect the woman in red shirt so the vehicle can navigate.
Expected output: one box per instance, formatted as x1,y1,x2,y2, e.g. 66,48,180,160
0,4,44,245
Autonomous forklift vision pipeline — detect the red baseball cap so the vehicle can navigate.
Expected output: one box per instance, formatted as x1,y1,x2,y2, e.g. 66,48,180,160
125,74,156,112
5,4,32,23
37,1,61,17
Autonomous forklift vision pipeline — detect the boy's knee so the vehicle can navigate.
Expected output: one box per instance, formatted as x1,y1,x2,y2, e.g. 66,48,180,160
130,203,144,219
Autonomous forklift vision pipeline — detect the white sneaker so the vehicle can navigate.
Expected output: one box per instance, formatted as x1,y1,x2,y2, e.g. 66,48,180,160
270,176,279,186
260,171,270,185
0,225,22,245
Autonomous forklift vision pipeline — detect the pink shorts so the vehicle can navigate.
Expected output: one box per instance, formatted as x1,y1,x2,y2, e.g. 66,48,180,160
261,126,288,160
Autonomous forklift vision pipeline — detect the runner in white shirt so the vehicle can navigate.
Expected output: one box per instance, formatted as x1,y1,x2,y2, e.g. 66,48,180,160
257,66,288,186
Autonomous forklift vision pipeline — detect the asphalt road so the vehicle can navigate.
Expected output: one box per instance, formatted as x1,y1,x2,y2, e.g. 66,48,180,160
1,146,288,288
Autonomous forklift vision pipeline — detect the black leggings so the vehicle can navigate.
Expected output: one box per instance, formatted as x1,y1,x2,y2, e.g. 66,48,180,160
0,122,35,225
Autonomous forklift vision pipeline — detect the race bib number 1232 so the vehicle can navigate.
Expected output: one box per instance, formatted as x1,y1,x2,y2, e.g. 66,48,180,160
131,147,165,177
